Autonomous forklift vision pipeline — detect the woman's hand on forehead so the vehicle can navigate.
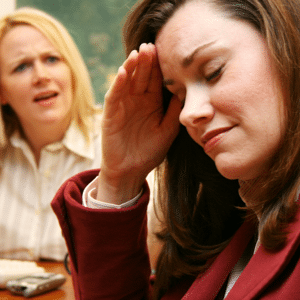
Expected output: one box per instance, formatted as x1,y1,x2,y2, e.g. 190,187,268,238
97,43,182,204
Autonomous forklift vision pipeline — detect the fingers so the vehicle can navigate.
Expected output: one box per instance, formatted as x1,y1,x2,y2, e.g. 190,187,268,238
122,49,139,74
104,50,138,103
106,43,161,99
103,43,163,119
131,43,156,94
148,45,162,94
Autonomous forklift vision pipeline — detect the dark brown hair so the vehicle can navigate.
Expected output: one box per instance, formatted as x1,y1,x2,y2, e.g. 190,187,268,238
124,0,300,298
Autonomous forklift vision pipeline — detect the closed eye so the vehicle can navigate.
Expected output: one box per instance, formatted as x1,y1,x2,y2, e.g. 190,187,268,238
205,66,223,82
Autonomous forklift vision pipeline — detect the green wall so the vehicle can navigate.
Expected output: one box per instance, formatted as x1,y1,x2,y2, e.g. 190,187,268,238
17,0,138,104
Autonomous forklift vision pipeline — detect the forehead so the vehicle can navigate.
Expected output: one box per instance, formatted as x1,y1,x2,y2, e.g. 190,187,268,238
0,25,56,54
156,1,230,55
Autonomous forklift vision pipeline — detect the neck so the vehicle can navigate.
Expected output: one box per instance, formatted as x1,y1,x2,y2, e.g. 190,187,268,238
21,118,70,164
238,177,264,217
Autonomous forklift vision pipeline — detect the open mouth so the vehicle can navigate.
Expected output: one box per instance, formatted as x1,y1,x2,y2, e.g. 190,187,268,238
34,92,58,102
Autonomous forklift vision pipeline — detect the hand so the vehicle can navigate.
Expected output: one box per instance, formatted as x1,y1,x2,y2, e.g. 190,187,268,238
97,43,181,203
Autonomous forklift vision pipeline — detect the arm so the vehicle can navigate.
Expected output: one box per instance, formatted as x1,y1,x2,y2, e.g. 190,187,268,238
52,44,181,299
51,169,151,300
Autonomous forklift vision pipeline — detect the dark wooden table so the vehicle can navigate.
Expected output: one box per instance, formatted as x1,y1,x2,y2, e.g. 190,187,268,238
0,261,75,299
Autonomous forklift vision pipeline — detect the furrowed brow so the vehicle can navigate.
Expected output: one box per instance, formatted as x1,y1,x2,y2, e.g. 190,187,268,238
182,41,216,68
162,41,216,87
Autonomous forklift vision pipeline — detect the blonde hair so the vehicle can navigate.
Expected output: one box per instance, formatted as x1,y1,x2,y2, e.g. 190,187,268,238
0,7,101,147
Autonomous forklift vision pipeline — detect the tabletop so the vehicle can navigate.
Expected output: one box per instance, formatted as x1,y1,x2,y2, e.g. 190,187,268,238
0,261,75,300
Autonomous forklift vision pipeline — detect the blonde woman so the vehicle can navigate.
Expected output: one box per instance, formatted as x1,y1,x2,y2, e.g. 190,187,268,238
0,7,102,261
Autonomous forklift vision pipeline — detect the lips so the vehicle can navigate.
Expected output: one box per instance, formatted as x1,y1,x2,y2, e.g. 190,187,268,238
201,126,233,152
34,91,58,102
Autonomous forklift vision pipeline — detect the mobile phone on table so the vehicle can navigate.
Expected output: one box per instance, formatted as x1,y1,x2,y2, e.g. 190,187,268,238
6,272,66,297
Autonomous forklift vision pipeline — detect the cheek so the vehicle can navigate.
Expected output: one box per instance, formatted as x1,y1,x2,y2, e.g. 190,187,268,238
0,82,23,106
185,126,203,147
67,72,74,96
63,69,73,87
211,81,245,116
0,87,8,105
55,64,73,88
213,67,278,117
64,71,75,108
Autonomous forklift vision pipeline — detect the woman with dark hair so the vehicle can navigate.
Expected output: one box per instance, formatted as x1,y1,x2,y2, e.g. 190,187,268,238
52,0,300,299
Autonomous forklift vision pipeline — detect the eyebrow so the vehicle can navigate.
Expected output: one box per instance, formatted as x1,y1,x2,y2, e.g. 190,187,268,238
163,41,216,87
182,41,216,67
8,49,59,64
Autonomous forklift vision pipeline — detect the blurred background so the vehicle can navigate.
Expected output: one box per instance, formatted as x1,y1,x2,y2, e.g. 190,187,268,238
1,0,138,104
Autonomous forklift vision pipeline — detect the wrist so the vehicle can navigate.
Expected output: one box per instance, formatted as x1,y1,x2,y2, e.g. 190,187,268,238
96,170,145,205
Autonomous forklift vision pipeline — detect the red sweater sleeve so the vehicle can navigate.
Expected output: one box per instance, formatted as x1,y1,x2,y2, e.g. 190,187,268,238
51,169,151,300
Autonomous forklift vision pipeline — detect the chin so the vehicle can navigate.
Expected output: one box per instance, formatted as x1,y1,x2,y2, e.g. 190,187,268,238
216,163,262,181
214,158,247,180
40,112,71,125
217,167,240,180
213,152,263,181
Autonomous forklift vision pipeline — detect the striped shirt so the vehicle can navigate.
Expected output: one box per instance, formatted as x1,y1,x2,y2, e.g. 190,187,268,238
0,114,102,261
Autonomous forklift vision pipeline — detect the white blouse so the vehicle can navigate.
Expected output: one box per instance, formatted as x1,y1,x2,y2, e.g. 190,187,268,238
0,114,102,261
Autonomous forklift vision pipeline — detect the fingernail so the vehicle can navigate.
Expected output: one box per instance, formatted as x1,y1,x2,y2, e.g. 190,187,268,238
139,43,147,50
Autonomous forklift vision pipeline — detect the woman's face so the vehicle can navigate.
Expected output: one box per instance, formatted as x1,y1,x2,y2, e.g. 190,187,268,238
0,25,73,131
156,1,286,181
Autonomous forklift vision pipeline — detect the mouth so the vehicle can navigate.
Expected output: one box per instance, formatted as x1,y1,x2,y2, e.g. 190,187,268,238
201,126,233,151
34,92,58,102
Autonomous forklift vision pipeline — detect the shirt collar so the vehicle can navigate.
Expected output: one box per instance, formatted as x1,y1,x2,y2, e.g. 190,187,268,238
61,121,95,160
10,121,96,160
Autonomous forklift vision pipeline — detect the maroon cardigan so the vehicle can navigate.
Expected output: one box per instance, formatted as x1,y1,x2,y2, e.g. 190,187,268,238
51,169,300,299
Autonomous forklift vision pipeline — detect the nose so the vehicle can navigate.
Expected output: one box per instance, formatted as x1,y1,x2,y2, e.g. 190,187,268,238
179,85,214,128
32,62,50,85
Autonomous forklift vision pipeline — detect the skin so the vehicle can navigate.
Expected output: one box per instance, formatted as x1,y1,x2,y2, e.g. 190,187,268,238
96,0,286,205
97,44,182,204
0,25,73,162
93,0,288,273
156,1,286,181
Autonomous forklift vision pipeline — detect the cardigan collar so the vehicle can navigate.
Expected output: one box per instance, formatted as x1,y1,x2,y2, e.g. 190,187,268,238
183,195,300,300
